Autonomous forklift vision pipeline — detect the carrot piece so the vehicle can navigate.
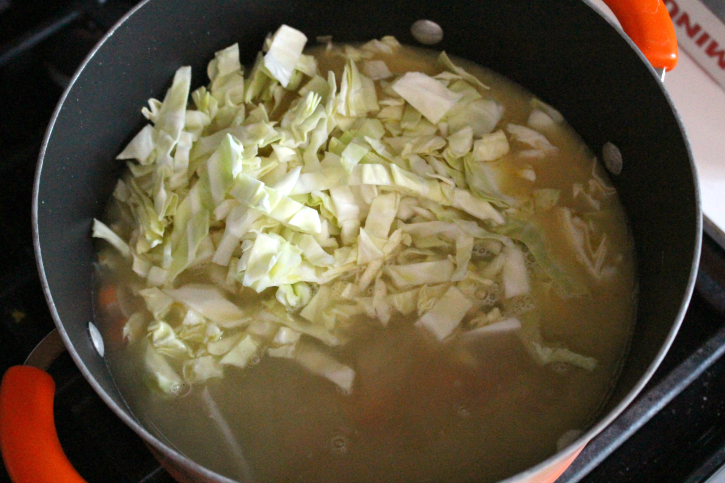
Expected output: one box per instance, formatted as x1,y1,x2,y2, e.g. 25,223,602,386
98,285,118,307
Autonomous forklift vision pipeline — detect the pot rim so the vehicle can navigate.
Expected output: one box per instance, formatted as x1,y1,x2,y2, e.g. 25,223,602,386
31,0,702,481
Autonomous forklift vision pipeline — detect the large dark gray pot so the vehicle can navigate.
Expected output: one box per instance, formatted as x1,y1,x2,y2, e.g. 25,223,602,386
28,0,700,481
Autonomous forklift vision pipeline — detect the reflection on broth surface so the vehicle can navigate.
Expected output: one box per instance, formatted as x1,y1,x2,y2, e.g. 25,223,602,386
93,27,636,483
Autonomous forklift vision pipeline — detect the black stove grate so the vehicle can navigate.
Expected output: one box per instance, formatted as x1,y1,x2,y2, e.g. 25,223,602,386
1,1,724,482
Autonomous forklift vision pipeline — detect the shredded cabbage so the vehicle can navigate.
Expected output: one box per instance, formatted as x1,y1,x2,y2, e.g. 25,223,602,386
264,25,308,88
392,72,462,124
98,27,607,396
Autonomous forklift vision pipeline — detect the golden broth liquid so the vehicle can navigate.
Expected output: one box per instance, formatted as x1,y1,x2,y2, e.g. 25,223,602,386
95,44,636,483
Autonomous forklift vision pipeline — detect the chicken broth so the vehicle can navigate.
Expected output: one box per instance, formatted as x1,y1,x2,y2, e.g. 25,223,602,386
94,30,636,483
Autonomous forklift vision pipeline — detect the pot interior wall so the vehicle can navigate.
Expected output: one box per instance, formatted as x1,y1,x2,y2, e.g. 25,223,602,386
34,0,699,477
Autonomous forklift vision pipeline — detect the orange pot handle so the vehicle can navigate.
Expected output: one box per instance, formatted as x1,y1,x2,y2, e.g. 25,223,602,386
0,366,86,483
602,0,678,70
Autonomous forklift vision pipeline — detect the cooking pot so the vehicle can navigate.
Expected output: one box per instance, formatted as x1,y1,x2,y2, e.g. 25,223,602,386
0,0,701,481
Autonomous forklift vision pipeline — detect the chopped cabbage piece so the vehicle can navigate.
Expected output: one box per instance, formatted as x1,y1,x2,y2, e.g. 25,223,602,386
264,25,308,88
445,126,473,159
438,52,490,90
506,123,557,154
138,287,175,320
392,72,462,124
415,286,472,340
92,219,131,257
464,317,522,339
502,245,530,299
364,192,400,239
337,60,379,118
144,343,185,395
300,285,332,324
123,313,147,343
386,260,455,289
294,343,355,393
183,356,224,383
496,218,585,296
220,335,259,368
207,333,244,356
471,130,509,162
148,320,190,358
230,174,322,234
164,285,247,326
530,343,598,371
556,207,615,281
528,109,557,131
447,99,503,137
363,60,393,80
116,125,155,164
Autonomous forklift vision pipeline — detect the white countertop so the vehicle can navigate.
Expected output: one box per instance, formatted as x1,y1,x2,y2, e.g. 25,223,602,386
665,50,725,246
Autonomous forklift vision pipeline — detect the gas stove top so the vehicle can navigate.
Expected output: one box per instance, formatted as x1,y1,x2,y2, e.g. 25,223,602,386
1,1,724,482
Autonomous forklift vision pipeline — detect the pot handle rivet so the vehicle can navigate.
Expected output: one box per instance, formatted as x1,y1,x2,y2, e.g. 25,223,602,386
603,142,623,176
411,20,443,45
88,322,105,358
